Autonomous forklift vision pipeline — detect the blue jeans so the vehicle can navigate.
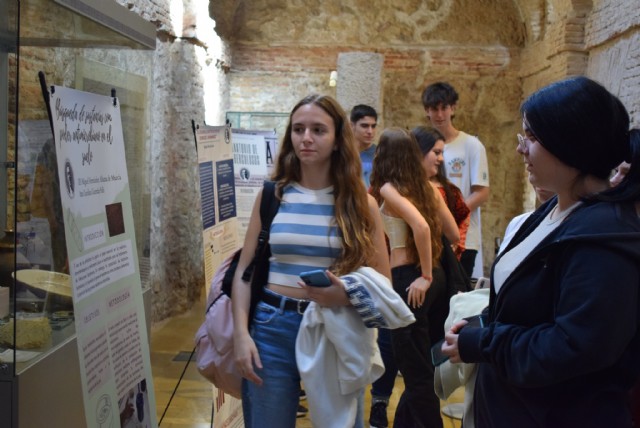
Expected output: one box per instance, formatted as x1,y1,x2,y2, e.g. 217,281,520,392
242,289,364,428
371,327,398,399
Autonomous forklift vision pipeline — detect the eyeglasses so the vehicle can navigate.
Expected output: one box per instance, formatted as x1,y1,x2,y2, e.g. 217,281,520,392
517,133,536,151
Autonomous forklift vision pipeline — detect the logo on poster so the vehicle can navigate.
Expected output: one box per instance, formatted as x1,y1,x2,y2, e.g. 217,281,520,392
64,159,75,198
95,394,113,427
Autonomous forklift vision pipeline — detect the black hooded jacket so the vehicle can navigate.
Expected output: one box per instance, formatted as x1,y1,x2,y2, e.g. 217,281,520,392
459,198,640,428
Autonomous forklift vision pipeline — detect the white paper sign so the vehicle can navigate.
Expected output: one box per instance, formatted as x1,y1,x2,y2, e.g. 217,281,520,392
50,85,156,428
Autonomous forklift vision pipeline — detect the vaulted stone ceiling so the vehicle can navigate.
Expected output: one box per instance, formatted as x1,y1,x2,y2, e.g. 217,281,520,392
210,0,527,47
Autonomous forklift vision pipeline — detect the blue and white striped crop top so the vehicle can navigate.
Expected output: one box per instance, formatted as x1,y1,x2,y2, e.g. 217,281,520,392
268,183,342,288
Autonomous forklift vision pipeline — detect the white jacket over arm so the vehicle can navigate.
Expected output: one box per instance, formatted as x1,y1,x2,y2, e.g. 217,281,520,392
296,267,415,428
434,288,489,428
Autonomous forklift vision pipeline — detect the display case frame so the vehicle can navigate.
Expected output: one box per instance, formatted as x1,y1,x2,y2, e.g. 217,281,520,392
1,1,155,426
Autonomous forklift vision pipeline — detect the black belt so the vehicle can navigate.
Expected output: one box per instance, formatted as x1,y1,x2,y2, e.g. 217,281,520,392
261,291,310,314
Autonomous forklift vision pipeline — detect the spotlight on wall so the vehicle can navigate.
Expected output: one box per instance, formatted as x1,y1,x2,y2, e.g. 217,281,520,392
329,70,338,87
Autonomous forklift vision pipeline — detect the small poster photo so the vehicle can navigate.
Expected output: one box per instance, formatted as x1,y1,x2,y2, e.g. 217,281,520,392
105,202,125,237
118,378,151,428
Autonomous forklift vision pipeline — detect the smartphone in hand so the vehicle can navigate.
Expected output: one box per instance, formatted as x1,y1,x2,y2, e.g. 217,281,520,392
475,277,490,289
431,339,448,366
463,314,485,328
299,269,332,287
431,315,486,366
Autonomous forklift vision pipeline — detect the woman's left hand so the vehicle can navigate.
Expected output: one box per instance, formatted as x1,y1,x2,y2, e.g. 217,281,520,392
300,271,350,307
406,276,431,308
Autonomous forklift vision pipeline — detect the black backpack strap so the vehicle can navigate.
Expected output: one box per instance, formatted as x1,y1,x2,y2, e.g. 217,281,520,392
241,181,280,281
262,181,279,226
257,180,279,249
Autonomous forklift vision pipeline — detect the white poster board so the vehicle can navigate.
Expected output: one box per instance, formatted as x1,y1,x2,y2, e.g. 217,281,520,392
196,125,240,289
232,130,269,243
232,128,278,177
50,86,156,428
195,125,244,427
196,126,278,427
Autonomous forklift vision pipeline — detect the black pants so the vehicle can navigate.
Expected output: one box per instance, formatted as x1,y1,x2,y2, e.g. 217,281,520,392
391,264,446,428
459,249,478,280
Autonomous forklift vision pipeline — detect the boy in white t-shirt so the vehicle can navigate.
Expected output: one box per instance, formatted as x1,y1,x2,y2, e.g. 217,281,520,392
422,82,490,279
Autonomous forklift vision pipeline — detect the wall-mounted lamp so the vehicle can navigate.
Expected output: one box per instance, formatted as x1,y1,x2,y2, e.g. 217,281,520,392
329,70,338,87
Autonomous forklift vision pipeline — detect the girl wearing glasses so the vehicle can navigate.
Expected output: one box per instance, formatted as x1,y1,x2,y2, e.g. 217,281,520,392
442,76,640,427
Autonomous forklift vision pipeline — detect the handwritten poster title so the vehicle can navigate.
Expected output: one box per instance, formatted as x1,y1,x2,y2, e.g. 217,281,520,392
54,98,115,166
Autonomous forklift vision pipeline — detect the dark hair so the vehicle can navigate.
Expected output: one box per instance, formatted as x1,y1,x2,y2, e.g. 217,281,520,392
410,125,457,211
421,82,459,109
350,104,378,123
370,128,443,266
411,125,445,155
273,94,376,274
521,76,639,202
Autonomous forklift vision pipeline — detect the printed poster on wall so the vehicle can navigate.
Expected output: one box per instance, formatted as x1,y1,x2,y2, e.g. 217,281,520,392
233,128,278,177
232,130,268,243
50,86,156,428
195,126,277,427
195,125,239,289
195,124,244,427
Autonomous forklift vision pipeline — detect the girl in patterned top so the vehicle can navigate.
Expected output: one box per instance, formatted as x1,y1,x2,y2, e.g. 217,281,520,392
232,94,390,428
412,125,470,261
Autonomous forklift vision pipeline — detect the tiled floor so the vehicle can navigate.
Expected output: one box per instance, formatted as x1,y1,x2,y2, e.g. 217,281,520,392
150,295,463,427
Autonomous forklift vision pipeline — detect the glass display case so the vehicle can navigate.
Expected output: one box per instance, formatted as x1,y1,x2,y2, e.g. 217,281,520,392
1,1,155,426
0,2,20,424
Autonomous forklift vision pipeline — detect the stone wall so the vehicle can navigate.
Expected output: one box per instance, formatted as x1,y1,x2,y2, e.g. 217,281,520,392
210,0,640,274
519,0,640,209
585,0,640,126
115,0,229,321
148,38,206,318
211,0,526,271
